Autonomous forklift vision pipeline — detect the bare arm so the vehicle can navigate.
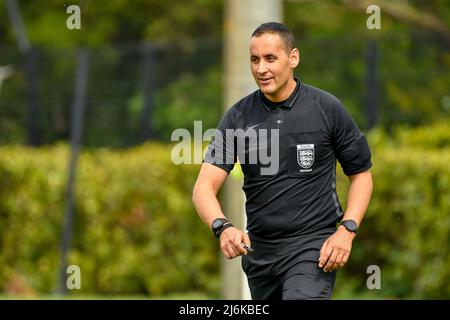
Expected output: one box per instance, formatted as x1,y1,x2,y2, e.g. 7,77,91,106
319,170,373,272
192,163,229,227
340,170,373,226
192,162,250,258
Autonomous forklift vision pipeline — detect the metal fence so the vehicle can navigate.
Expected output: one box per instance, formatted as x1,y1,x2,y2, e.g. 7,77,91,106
0,39,222,147
0,31,448,147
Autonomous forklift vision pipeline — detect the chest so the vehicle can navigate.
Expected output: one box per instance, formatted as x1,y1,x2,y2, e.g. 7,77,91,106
235,103,335,177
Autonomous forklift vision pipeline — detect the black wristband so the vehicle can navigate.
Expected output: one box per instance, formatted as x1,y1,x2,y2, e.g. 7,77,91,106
215,222,233,238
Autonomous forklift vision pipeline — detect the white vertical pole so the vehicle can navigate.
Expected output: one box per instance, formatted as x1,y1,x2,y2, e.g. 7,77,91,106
223,0,282,300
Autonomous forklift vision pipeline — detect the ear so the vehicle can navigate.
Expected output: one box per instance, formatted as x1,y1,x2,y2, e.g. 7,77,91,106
290,48,300,68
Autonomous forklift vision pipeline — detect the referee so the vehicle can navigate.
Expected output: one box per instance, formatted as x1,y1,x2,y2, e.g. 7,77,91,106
192,22,373,300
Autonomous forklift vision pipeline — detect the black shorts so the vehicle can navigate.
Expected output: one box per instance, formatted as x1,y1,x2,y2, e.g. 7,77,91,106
242,228,337,300
243,259,337,300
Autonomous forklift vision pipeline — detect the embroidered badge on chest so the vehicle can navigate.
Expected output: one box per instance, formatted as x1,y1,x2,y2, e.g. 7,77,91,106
297,144,315,169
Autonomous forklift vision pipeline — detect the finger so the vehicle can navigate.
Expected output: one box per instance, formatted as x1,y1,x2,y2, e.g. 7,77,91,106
226,243,240,258
318,242,332,268
241,233,253,254
319,240,328,260
236,245,247,255
233,234,247,255
225,246,236,259
243,233,251,247
323,249,338,272
222,229,242,257
331,252,345,271
339,253,349,268
221,245,230,259
221,241,236,259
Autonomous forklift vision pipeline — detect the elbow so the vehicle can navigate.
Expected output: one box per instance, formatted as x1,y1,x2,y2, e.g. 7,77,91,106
364,170,373,188
192,182,199,206
192,181,204,206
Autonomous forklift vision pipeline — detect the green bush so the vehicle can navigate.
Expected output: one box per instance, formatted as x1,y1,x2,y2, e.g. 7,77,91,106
153,67,222,140
0,121,448,298
0,143,218,297
334,121,450,299
334,148,449,299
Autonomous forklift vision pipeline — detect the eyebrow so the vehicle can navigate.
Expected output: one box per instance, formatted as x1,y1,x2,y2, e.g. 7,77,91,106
250,53,278,59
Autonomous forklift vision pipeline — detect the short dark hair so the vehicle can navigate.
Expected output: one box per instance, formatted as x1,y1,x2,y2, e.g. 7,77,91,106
251,22,295,53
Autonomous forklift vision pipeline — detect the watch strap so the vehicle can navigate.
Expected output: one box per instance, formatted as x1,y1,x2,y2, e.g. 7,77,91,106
215,221,233,238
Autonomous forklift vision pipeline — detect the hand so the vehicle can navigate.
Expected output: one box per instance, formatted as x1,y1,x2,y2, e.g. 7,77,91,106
318,226,356,272
219,227,251,259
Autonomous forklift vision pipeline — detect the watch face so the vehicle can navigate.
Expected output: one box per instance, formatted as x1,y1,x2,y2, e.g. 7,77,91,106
343,220,358,231
212,219,225,230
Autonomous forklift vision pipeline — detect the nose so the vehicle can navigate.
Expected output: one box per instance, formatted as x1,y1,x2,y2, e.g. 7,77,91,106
256,61,267,74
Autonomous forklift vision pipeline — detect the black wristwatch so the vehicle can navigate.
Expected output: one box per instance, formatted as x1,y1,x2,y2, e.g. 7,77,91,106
339,219,358,234
211,218,233,238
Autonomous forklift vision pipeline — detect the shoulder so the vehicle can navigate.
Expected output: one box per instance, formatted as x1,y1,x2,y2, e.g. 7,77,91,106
232,90,259,112
301,83,352,132
216,90,259,129
224,90,260,119
302,83,343,110
301,83,351,125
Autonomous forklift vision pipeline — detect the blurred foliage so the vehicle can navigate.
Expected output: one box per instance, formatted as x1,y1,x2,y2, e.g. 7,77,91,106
296,33,450,129
0,0,223,47
0,121,448,298
0,0,449,299
0,143,219,297
0,41,222,146
153,66,222,140
0,0,449,146
333,120,450,299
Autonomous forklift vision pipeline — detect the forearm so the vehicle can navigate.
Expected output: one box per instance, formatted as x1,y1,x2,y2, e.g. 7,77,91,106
192,183,227,228
319,170,372,271
342,170,373,226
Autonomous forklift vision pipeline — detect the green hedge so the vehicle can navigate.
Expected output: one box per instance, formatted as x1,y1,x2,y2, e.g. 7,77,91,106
334,146,449,299
0,121,448,298
0,144,218,297
332,122,449,299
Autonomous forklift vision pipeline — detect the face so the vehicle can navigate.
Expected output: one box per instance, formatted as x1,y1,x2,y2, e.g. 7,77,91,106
249,33,299,102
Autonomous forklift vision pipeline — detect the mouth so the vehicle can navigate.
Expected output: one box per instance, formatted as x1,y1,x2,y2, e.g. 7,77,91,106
258,77,273,85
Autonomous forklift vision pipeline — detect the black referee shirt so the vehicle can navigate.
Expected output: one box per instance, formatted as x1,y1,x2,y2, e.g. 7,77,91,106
204,78,372,241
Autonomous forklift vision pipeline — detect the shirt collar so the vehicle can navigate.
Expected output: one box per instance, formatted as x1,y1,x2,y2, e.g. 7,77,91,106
259,77,302,111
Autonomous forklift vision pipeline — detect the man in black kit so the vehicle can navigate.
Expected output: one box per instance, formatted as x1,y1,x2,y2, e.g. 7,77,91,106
192,22,373,300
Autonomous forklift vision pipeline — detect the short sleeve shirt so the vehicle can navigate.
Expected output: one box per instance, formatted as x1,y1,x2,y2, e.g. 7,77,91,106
204,79,372,240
